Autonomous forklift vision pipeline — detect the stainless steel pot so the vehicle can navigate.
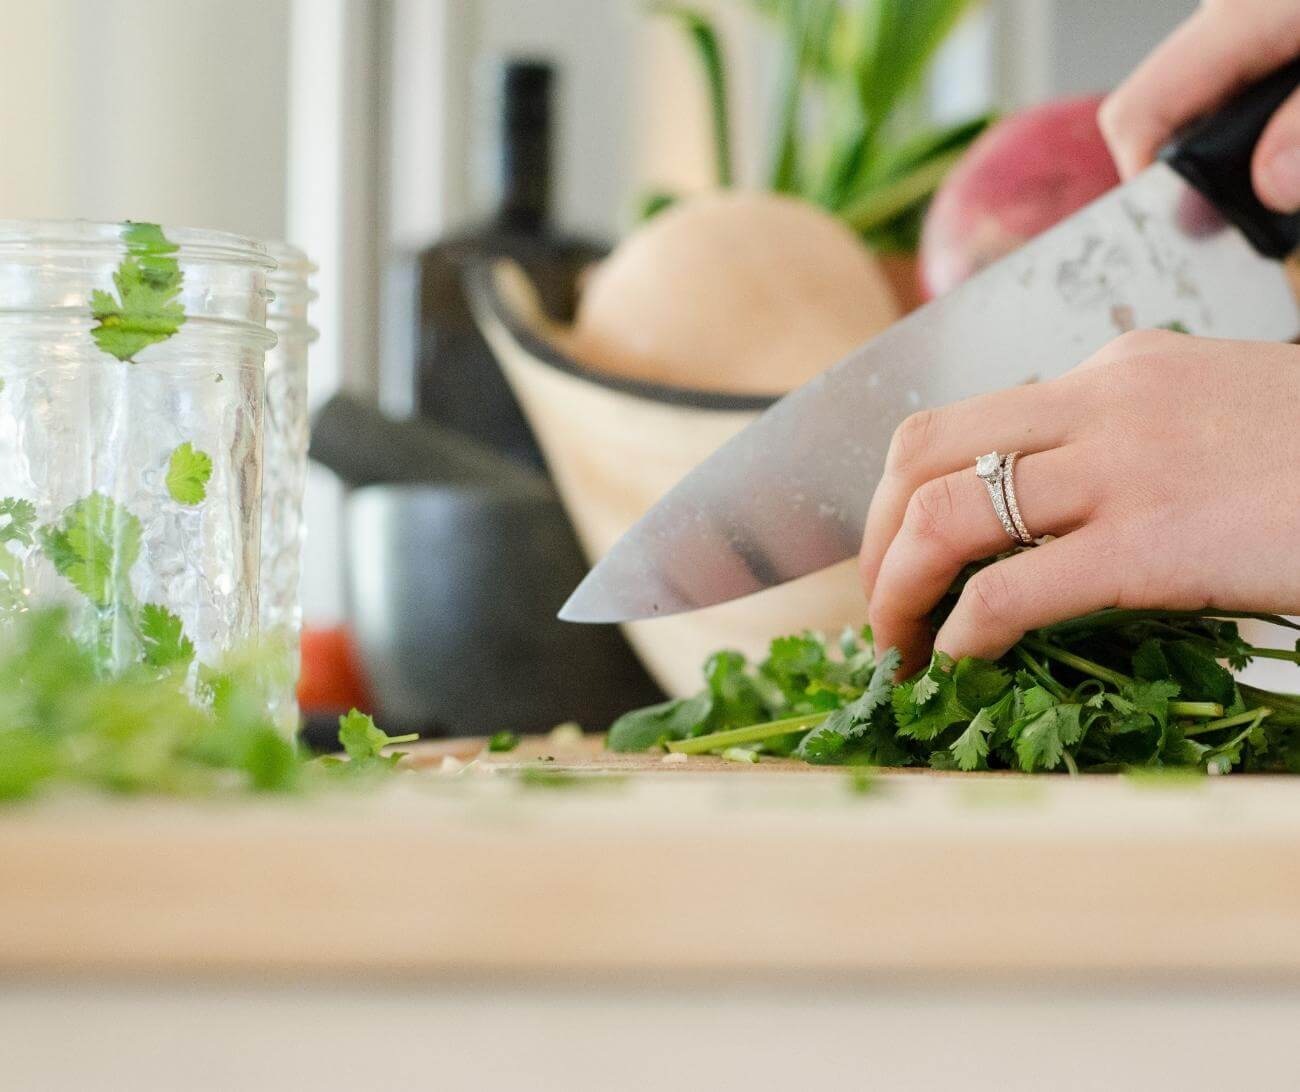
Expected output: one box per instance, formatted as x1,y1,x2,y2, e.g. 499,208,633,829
344,481,662,735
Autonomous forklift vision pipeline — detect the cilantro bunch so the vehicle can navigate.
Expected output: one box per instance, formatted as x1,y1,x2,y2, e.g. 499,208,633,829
607,607,1300,775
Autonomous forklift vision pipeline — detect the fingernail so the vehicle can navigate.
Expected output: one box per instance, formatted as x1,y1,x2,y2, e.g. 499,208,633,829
1260,147,1300,212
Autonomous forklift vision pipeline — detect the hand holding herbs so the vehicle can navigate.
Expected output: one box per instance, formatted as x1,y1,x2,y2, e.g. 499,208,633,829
608,608,1300,775
859,331,1300,674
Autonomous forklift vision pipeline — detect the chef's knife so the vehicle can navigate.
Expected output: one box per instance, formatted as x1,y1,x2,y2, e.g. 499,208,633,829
561,60,1300,624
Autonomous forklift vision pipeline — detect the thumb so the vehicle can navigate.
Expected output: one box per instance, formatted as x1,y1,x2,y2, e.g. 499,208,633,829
1253,86,1300,214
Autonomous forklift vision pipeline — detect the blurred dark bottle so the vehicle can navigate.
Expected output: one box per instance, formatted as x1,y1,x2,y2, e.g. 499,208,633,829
412,59,605,469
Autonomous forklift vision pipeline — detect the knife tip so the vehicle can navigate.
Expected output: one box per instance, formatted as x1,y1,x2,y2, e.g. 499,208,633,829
556,579,611,624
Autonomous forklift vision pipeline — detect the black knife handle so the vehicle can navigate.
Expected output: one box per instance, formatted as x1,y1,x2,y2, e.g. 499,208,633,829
1161,56,1300,258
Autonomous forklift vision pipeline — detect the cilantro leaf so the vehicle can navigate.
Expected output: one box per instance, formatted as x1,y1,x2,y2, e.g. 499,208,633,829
954,659,1011,711
338,708,418,767
166,442,213,505
1164,641,1235,707
814,647,899,740
797,723,849,764
1124,678,1181,727
90,221,186,362
911,672,940,706
488,731,520,752
951,705,997,771
607,692,713,752
0,497,35,546
760,633,844,711
894,653,969,741
138,603,195,670
39,493,141,608
705,649,768,728
1013,704,1084,772
797,648,905,766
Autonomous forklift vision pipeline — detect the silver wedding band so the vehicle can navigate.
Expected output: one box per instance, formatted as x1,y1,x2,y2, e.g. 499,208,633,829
975,450,1035,546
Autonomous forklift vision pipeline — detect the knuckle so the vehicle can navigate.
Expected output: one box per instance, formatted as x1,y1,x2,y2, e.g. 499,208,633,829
1091,330,1184,402
903,477,958,546
1109,327,1178,359
964,566,1017,632
1095,93,1126,143
886,409,939,476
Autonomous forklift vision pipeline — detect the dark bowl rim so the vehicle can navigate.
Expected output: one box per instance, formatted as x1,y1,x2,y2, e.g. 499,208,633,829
463,258,779,413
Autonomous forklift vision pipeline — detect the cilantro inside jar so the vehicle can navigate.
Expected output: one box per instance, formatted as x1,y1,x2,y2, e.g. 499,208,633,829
0,220,276,690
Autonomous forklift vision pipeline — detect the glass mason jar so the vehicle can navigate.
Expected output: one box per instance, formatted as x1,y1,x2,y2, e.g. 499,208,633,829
261,242,317,732
0,219,274,680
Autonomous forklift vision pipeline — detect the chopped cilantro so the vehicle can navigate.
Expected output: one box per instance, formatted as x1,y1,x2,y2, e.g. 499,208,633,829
337,708,418,769
605,575,1300,776
489,731,521,752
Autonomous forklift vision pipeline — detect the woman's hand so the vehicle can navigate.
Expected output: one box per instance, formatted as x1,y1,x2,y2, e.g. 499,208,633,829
858,330,1300,676
1100,0,1300,211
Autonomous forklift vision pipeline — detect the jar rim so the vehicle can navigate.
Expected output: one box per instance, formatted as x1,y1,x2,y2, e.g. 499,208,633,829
0,218,276,270
265,239,318,278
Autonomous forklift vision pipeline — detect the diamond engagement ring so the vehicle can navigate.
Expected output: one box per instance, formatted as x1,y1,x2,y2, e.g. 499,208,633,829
975,451,1034,546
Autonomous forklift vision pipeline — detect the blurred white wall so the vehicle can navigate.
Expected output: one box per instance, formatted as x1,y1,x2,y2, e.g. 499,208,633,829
1046,0,1198,97
0,0,290,237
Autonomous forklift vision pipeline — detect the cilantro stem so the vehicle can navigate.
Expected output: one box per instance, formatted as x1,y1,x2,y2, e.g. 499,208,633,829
1039,608,1300,636
1023,640,1219,716
1012,645,1067,700
1184,708,1272,737
1021,638,1131,688
666,712,829,755
1245,648,1300,664
1169,701,1224,719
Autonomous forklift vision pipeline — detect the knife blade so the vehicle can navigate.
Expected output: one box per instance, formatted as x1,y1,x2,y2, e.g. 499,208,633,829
562,77,1300,625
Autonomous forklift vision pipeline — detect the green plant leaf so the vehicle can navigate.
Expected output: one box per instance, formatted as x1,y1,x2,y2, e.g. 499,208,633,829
1014,703,1084,772
950,705,995,771
893,652,969,741
138,603,195,671
166,442,213,506
653,4,734,186
769,0,838,193
39,493,142,608
607,691,713,752
854,0,981,140
90,221,186,363
337,708,418,768
0,497,36,547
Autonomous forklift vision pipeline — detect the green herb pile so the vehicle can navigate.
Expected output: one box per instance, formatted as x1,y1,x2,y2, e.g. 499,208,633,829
608,605,1300,775
0,607,415,802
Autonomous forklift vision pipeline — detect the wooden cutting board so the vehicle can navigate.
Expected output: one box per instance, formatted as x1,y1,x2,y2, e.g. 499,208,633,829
1,737,1299,978
404,733,836,773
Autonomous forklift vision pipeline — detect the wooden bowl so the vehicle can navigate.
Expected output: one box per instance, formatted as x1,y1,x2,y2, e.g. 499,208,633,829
466,259,866,699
